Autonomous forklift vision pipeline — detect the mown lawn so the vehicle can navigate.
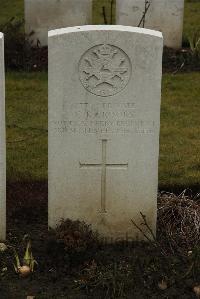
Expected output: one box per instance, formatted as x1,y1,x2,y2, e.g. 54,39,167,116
160,72,200,191
6,72,47,182
0,0,24,24
6,72,200,191
184,0,200,40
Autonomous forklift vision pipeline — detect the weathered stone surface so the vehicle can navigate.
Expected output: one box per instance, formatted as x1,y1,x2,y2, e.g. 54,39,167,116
48,25,163,240
116,0,184,49
25,0,92,46
0,33,6,240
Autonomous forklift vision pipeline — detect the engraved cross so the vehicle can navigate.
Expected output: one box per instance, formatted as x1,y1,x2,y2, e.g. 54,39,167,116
79,139,128,213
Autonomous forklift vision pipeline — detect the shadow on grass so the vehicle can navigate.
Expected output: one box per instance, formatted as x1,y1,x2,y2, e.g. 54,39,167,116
7,180,48,234
159,183,200,196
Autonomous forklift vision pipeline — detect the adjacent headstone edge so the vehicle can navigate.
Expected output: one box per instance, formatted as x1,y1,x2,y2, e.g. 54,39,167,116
0,32,6,241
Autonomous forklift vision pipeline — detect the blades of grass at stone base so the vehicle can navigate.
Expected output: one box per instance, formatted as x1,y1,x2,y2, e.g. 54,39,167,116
13,240,38,274
23,241,38,271
13,248,21,273
188,30,200,57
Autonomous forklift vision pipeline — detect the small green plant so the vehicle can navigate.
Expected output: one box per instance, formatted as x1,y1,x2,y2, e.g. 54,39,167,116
13,240,38,277
188,30,200,57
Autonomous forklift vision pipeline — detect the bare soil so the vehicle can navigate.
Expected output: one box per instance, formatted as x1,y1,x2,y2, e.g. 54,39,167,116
0,181,199,298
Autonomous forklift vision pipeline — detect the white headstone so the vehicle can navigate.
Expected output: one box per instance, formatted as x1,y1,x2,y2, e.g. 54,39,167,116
0,33,6,240
116,0,184,49
48,25,163,240
25,0,92,46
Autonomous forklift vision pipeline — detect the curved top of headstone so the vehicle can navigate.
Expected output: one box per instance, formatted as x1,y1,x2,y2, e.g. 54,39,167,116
48,25,163,39
0,32,3,39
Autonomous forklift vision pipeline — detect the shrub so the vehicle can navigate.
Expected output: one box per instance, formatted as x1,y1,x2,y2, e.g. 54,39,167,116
0,18,47,71
45,219,99,270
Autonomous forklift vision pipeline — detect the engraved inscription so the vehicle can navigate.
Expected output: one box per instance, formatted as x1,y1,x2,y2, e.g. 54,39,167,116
79,44,131,97
53,120,155,134
80,140,128,213
51,102,156,135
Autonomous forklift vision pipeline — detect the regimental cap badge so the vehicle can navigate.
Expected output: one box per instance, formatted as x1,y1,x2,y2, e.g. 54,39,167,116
94,44,118,59
79,44,132,97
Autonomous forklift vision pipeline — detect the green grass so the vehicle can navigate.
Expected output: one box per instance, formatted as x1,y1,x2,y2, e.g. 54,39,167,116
6,72,200,191
6,72,47,182
0,0,24,24
184,0,200,40
160,72,200,190
93,0,115,25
